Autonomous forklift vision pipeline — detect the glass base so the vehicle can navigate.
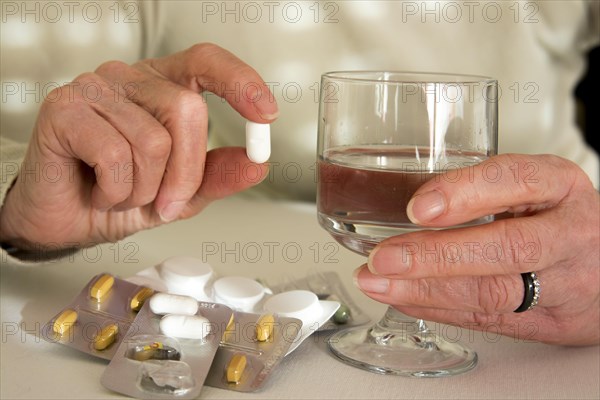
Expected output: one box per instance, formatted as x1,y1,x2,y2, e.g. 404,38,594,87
328,307,477,377
318,213,494,256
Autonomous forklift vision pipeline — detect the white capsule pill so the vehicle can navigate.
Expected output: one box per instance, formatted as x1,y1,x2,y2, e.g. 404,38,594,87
246,121,271,163
149,293,199,316
159,314,211,340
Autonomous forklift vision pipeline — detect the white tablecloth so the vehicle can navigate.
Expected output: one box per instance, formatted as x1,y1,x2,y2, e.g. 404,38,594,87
1,196,598,399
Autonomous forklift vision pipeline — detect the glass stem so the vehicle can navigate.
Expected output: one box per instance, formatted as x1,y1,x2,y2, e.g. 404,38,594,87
378,306,429,333
368,306,435,349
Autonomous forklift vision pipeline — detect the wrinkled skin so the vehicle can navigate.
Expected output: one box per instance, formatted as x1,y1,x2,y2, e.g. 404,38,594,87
355,154,600,346
0,44,277,249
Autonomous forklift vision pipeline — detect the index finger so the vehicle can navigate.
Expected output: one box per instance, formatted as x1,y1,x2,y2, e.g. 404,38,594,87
146,43,278,123
367,218,547,279
406,153,591,227
368,153,595,279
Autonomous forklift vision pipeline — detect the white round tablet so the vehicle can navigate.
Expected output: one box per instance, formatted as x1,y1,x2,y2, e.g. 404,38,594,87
263,290,322,325
212,276,266,312
158,256,213,300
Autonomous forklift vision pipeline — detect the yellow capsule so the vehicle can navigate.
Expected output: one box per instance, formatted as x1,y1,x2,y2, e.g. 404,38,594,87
221,314,235,342
226,354,247,384
93,323,119,350
255,314,275,342
53,309,78,336
130,287,154,312
90,274,115,301
225,313,235,332
132,342,163,361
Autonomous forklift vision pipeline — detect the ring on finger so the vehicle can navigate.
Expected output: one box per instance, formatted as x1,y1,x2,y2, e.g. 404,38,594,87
514,272,541,313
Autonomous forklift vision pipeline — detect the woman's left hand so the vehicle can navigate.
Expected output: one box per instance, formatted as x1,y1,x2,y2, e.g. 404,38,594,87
354,153,600,346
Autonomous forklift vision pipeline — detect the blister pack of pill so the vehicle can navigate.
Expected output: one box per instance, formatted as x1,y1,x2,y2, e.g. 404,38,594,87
205,310,301,391
206,274,340,349
126,257,341,355
101,299,232,399
270,270,370,331
42,260,343,397
41,273,155,360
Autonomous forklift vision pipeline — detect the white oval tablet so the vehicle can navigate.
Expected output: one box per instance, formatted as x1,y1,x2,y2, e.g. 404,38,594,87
263,290,322,325
246,121,271,163
213,276,266,312
158,256,213,300
159,314,211,340
149,293,199,316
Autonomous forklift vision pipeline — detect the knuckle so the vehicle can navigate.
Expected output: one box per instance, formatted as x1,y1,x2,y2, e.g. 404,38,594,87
409,279,433,305
42,84,87,115
95,60,129,76
500,153,585,199
579,212,600,253
551,155,595,191
186,42,224,58
101,139,131,166
432,246,459,276
138,130,172,161
477,276,515,314
503,154,541,196
497,220,543,271
43,85,65,104
46,73,106,109
544,153,578,173
470,311,505,328
41,86,69,110
72,71,102,86
171,90,206,117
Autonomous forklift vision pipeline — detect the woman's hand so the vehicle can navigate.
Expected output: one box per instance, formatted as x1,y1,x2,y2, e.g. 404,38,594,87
0,43,278,250
354,154,600,346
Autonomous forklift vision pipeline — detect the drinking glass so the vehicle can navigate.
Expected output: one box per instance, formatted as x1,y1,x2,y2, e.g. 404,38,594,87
317,71,498,376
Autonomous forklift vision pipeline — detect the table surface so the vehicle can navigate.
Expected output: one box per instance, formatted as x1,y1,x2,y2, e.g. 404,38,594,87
1,196,599,400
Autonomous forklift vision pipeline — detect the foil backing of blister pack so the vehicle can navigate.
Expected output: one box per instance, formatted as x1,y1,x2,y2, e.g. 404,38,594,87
272,271,370,330
205,310,302,392
41,273,153,360
100,300,232,399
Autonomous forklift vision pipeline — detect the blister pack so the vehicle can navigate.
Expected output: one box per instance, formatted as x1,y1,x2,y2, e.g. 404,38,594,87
101,299,232,399
127,257,341,355
272,270,370,330
42,260,344,397
42,273,155,360
205,310,301,392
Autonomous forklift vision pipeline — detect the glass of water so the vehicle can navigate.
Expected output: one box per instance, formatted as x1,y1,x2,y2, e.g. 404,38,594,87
317,71,498,376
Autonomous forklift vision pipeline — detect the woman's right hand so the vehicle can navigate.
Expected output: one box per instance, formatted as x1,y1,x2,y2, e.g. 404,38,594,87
0,43,278,250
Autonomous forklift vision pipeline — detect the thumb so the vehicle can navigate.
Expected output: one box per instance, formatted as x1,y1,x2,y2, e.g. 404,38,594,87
180,147,269,217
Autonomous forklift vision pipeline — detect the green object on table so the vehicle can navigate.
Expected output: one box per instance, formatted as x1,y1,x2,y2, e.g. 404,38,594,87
332,304,351,325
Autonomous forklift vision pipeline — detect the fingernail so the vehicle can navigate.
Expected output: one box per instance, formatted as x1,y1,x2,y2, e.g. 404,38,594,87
247,86,279,121
159,201,186,222
407,190,446,224
257,110,279,121
368,245,411,276
352,267,390,294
